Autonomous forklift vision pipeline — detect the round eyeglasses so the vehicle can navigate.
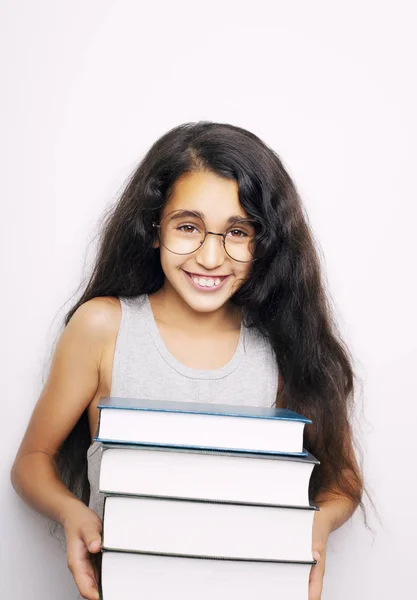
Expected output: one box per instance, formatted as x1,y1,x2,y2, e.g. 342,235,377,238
152,210,259,263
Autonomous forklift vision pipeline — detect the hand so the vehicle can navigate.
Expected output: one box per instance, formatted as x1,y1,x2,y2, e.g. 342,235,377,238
309,538,327,600
309,507,330,600
308,490,357,599
63,502,102,600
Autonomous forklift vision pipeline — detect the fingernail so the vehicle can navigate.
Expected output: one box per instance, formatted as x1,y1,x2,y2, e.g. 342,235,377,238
313,550,321,561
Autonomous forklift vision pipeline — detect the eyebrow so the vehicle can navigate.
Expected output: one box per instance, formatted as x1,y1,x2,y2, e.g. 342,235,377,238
173,210,249,225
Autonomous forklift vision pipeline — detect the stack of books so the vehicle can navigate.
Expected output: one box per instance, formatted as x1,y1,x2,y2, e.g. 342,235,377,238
94,397,319,600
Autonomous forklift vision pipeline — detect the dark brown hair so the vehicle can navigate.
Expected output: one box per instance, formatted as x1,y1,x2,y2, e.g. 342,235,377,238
58,121,369,521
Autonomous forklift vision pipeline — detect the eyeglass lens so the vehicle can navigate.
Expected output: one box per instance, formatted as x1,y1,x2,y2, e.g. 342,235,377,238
159,211,257,262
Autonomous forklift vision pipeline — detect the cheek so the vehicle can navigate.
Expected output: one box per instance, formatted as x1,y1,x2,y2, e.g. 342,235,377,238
230,264,252,291
159,247,183,273
238,263,253,281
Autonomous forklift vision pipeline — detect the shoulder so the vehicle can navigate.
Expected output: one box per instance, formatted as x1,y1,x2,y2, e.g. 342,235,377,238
66,296,122,345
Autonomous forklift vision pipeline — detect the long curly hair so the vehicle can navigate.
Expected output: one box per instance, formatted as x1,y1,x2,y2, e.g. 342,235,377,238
57,121,367,519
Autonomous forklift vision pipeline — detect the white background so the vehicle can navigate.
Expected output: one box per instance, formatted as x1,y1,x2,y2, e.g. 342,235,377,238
1,1,416,598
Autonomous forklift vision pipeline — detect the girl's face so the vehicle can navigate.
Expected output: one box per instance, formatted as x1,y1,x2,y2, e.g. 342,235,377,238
154,170,254,314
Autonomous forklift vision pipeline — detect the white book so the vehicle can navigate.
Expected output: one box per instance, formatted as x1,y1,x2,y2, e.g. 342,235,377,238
96,397,311,455
101,552,312,600
99,445,319,507
102,496,316,562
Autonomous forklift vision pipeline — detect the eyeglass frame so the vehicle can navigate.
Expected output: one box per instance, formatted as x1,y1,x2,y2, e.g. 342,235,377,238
152,209,259,263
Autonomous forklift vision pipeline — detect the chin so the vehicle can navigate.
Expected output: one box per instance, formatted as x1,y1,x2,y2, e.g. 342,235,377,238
178,289,233,313
160,264,246,313
169,274,235,313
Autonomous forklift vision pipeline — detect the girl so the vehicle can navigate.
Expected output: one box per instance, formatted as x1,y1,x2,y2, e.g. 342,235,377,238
11,121,365,600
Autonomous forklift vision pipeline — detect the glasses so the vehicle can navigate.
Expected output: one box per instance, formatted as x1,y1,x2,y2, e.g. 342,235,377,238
152,210,259,263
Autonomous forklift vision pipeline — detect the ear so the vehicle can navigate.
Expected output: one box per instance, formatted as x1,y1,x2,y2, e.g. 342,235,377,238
152,238,160,249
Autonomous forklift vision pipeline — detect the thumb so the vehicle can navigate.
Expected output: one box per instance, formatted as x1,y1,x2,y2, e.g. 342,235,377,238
312,549,321,562
81,528,102,553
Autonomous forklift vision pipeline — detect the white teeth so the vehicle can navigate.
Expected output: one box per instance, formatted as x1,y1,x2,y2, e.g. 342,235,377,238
190,275,224,287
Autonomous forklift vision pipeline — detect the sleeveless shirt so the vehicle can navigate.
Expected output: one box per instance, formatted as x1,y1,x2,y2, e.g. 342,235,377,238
87,294,279,519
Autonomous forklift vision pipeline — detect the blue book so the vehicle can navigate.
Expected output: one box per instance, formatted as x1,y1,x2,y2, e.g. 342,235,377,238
95,397,311,456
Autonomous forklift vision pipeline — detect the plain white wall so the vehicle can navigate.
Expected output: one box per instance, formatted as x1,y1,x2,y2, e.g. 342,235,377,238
2,1,416,598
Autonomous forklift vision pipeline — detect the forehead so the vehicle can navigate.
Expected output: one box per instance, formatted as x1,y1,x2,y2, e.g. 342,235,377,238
163,171,248,222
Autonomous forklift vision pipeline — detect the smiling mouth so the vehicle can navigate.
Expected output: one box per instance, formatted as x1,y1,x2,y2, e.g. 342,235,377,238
183,270,231,288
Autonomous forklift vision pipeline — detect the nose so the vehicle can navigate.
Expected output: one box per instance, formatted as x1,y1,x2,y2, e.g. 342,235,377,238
195,232,226,270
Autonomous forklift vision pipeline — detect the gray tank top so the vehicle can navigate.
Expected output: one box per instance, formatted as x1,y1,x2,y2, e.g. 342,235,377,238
87,294,279,519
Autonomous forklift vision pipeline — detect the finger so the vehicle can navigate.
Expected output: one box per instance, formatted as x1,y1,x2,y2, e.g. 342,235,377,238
67,538,100,600
74,569,100,600
68,555,99,599
74,570,99,600
309,576,323,600
312,549,321,562
81,527,102,554
308,561,324,600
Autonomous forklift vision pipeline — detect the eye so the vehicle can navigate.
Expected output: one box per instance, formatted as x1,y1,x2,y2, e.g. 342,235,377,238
227,228,248,238
177,224,200,234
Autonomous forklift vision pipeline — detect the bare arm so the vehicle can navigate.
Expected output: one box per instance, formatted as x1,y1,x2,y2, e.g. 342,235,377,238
11,298,116,600
314,488,359,536
309,436,363,600
11,300,106,520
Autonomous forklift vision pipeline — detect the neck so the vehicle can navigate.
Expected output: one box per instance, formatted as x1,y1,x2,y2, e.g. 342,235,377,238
148,283,241,334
